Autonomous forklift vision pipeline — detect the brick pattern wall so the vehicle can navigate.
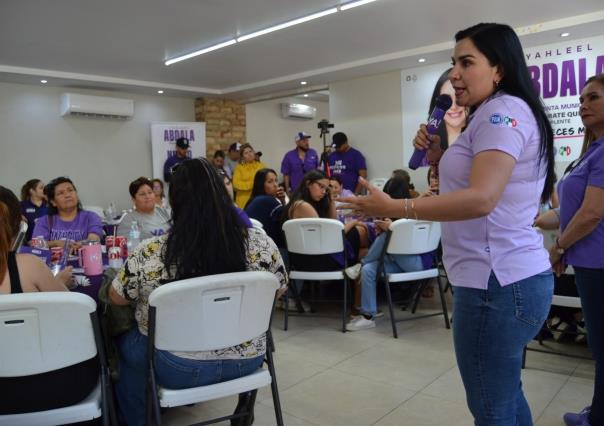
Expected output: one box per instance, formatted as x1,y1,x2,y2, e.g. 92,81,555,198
195,98,246,156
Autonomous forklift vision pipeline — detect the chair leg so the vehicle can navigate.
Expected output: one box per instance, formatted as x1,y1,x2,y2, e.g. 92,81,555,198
265,348,285,426
267,329,275,353
147,370,162,426
383,278,398,338
283,291,289,331
342,277,348,333
411,280,425,314
243,390,258,426
436,275,451,329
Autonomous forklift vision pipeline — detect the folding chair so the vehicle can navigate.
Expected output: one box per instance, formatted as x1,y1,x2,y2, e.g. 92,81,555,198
282,218,350,333
146,271,284,426
0,292,116,425
378,219,451,338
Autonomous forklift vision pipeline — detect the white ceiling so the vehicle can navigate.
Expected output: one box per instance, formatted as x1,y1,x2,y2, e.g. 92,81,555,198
1,0,603,100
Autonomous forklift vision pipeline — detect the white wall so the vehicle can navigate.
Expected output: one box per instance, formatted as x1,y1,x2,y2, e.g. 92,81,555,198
246,97,329,179
328,71,431,191
0,82,194,211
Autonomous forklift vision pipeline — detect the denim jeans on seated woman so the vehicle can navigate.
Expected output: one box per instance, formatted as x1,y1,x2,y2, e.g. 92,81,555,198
360,233,423,316
453,270,553,426
115,327,264,426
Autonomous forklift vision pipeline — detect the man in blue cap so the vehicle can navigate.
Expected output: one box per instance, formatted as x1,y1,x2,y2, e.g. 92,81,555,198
163,137,190,183
280,131,319,195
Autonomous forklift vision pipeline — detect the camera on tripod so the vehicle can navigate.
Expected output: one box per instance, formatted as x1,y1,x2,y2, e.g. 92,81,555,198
317,119,334,136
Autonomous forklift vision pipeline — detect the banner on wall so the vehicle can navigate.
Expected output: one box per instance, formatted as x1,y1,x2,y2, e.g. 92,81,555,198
150,122,206,181
402,35,604,164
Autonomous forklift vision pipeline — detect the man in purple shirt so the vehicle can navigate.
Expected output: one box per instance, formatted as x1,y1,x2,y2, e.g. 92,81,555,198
328,132,367,194
163,137,191,183
281,132,319,194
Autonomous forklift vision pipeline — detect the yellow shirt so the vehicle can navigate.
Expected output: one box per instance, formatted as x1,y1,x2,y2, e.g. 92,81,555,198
233,161,266,208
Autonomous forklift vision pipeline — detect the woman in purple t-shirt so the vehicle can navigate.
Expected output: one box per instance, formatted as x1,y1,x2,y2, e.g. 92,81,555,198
31,177,103,252
552,74,604,426
341,23,557,424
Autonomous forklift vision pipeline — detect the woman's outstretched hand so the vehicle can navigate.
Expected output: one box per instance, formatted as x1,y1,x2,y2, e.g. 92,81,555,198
337,178,397,218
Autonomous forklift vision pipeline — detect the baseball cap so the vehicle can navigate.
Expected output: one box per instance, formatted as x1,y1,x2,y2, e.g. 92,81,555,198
331,132,347,148
229,142,241,152
176,137,190,149
295,132,311,142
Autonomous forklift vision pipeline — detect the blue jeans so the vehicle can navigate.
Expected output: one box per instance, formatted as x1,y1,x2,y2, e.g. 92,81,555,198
115,328,264,426
360,233,424,316
574,266,604,425
453,270,553,426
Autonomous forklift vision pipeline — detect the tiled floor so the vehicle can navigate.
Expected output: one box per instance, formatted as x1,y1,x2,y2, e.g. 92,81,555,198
162,295,594,425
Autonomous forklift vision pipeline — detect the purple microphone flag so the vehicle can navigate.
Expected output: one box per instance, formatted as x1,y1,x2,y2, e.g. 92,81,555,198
408,94,453,170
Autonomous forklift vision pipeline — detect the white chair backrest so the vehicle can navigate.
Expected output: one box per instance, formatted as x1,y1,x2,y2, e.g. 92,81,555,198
0,292,97,377
250,218,264,230
282,218,344,255
148,271,279,352
370,178,388,190
387,219,441,255
83,205,105,220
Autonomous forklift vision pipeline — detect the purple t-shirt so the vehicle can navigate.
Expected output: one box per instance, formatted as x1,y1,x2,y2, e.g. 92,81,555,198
32,210,104,242
328,148,367,192
439,93,551,289
20,200,48,242
558,136,604,269
281,148,319,192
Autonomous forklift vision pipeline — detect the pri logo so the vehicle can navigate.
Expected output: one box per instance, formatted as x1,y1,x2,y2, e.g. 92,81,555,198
489,113,518,128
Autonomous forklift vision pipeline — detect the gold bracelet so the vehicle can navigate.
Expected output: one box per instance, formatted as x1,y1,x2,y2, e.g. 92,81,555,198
411,200,418,220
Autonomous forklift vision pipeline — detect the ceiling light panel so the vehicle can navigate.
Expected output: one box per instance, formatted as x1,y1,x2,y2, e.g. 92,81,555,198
340,0,378,11
165,39,237,66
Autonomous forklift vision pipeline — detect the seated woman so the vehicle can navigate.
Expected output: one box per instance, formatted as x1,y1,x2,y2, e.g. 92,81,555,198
346,177,435,331
118,177,171,240
245,168,286,247
19,179,48,243
151,178,170,212
283,170,368,272
218,169,253,228
31,177,103,252
0,187,98,416
109,158,287,426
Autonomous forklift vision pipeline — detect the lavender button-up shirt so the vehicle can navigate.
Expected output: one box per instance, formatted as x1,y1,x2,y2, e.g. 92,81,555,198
281,148,319,192
439,93,551,289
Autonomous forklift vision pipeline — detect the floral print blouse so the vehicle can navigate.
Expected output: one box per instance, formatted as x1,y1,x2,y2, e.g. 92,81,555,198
111,228,287,360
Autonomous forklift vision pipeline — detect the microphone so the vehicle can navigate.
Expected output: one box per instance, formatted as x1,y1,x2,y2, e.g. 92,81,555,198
408,94,453,170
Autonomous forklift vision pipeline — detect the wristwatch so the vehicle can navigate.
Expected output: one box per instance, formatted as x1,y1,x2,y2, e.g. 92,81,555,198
555,237,565,255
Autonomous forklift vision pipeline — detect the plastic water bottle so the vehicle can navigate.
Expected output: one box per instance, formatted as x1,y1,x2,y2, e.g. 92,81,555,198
127,220,141,253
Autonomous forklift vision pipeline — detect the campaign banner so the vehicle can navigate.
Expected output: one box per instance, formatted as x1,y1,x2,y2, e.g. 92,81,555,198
151,122,206,181
401,35,604,164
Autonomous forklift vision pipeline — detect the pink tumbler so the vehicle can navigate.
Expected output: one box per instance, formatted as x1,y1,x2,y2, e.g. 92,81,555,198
79,242,103,276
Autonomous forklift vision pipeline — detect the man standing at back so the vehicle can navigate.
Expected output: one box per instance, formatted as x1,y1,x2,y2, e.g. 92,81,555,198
281,132,319,195
224,142,241,179
328,132,367,194
163,137,191,183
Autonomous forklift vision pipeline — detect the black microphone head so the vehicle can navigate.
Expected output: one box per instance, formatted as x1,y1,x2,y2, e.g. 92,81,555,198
435,94,453,111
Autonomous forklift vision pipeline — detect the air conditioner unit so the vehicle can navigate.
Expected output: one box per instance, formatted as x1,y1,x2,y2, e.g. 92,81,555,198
280,103,316,120
60,93,134,119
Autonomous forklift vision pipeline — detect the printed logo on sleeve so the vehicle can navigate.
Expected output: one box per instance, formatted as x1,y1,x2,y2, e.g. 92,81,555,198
489,113,518,128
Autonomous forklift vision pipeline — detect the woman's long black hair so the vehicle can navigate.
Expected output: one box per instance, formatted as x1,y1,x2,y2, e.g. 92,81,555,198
163,158,248,281
454,23,555,203
245,168,277,208
283,170,331,220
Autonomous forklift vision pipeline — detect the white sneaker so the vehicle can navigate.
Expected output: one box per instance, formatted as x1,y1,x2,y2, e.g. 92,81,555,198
346,316,376,331
345,263,362,280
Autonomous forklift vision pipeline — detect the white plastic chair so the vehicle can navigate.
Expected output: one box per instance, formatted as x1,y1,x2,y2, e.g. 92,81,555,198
146,271,283,426
282,218,349,332
83,205,105,221
379,219,450,338
370,178,388,190
0,292,115,425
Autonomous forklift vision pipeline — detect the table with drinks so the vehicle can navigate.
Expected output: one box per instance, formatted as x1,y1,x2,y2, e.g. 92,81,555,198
24,234,134,301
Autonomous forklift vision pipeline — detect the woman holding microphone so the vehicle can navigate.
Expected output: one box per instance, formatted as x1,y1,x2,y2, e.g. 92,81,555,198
340,23,555,424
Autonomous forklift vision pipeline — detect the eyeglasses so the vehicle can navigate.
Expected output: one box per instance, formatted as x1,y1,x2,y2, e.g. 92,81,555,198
312,182,329,192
